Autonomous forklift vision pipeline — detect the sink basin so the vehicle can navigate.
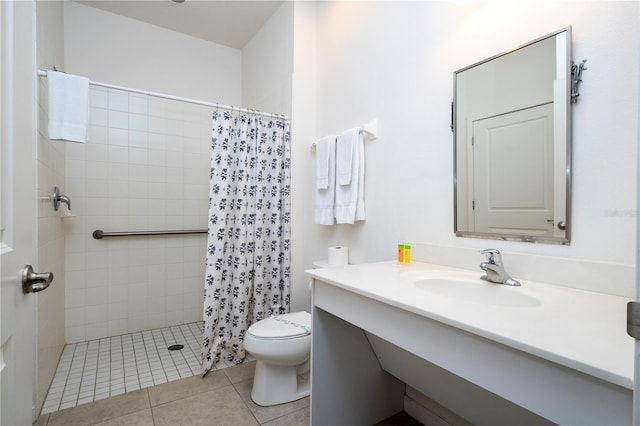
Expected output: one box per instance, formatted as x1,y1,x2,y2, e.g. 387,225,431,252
403,271,540,307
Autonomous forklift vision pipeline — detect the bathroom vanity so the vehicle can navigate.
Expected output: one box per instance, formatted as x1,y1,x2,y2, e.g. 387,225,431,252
307,261,633,425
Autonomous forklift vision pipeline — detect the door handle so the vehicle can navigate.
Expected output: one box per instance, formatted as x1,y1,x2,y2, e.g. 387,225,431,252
21,265,53,294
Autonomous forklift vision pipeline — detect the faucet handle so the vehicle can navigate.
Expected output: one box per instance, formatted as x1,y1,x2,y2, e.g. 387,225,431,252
480,248,501,264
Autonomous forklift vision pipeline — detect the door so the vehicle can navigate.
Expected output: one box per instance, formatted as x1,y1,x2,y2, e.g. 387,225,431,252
1,1,37,424
472,103,554,236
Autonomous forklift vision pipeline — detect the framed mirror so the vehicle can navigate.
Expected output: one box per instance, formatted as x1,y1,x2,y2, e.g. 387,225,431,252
453,27,572,245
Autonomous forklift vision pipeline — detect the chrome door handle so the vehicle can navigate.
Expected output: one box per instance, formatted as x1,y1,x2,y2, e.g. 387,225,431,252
21,265,53,294
557,221,566,231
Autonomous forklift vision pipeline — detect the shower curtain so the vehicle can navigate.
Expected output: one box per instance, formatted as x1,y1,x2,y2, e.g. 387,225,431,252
202,110,291,373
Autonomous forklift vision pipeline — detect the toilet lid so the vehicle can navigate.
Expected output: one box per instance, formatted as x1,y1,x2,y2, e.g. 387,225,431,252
248,311,311,340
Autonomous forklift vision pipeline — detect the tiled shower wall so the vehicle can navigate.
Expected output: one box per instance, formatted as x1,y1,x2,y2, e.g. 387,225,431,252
64,86,212,343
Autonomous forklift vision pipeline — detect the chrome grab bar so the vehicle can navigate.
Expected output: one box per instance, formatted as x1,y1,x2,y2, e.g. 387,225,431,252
92,229,207,239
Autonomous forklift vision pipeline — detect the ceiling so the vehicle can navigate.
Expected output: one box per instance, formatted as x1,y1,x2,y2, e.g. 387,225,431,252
76,0,285,49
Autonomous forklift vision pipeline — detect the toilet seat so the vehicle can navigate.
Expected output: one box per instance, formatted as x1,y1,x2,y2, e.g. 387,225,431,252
247,312,311,340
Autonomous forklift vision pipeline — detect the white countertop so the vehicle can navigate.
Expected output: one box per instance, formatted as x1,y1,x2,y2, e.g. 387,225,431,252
306,261,634,389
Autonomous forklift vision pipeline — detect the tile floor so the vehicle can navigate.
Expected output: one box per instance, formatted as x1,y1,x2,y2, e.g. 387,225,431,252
34,361,310,426
41,322,249,414
37,322,419,426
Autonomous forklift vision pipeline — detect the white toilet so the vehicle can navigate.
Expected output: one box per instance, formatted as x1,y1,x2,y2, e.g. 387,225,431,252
243,311,311,406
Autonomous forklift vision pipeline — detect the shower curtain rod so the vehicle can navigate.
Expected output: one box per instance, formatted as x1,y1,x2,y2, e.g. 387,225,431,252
37,69,288,120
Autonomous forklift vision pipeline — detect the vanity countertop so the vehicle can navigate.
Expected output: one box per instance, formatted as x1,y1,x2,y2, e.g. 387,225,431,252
307,261,634,389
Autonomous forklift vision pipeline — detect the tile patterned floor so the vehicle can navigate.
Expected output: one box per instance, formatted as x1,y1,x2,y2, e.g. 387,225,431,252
35,361,311,426
42,322,248,414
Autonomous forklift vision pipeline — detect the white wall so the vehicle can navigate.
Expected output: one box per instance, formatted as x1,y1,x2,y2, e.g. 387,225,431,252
305,1,638,297
242,1,294,116
35,0,66,415
290,2,318,313
64,1,241,104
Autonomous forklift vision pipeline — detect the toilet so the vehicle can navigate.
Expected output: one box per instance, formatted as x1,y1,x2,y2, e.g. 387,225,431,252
243,311,311,406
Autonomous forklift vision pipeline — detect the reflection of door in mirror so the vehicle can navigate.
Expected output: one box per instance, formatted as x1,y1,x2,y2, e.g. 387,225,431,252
471,103,554,236
454,27,571,244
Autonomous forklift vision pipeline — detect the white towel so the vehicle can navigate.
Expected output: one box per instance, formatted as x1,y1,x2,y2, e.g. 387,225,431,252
316,136,332,189
47,70,89,143
335,128,365,224
314,135,337,225
337,127,359,185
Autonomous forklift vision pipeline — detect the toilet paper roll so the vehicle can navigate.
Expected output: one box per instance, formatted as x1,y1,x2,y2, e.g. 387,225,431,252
327,246,349,267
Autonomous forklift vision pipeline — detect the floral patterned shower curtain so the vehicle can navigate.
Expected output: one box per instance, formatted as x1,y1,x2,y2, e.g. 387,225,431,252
202,110,291,374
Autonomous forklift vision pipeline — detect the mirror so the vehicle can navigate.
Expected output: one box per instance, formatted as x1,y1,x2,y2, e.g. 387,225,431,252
454,27,572,245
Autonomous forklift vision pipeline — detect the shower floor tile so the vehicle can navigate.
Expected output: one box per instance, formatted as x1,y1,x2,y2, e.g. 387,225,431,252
41,322,248,415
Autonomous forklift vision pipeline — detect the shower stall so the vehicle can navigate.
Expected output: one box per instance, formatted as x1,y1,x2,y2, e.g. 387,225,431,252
35,0,296,416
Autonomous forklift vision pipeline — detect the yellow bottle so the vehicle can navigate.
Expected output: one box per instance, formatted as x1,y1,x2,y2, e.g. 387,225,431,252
403,244,411,264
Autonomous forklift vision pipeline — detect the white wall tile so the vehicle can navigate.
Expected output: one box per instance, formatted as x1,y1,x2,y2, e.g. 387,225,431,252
90,89,109,109
86,287,108,307
108,267,130,286
107,285,127,303
129,148,148,165
148,99,166,118
108,128,128,146
108,91,129,112
66,143,86,160
85,323,108,341
66,307,86,327
129,131,148,148
147,166,166,183
148,132,166,150
129,96,148,115
66,159,86,179
66,90,210,338
108,145,128,164
85,197,109,216
89,108,108,126
129,114,148,132
129,165,148,182
86,179,109,197
86,144,108,162
108,163,129,181
86,161,108,180
148,150,166,167
66,326,86,344
88,125,108,145
148,117,166,134
129,199,148,216
108,110,129,130
66,288,86,309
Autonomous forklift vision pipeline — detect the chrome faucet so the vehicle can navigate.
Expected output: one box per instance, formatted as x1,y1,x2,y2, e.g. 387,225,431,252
479,249,520,286
52,186,71,211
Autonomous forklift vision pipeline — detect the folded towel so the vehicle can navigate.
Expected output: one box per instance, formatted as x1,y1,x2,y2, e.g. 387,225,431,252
316,136,332,189
337,128,359,185
314,135,337,225
335,128,365,224
47,70,89,143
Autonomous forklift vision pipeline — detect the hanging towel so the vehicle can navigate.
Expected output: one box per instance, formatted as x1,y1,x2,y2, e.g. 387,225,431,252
47,70,90,143
335,128,365,224
337,127,359,185
314,135,337,225
316,136,332,189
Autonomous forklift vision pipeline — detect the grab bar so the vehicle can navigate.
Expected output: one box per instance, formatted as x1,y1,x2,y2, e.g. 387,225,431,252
93,229,207,239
